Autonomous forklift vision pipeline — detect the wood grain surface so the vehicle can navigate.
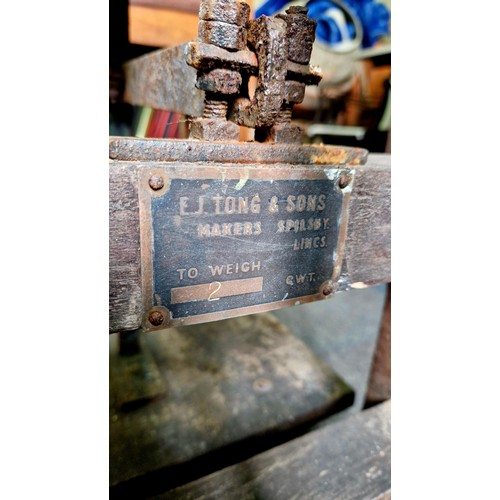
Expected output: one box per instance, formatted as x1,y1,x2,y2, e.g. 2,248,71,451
129,5,199,47
365,283,391,406
161,400,391,499
346,153,391,287
110,314,354,490
129,0,201,13
109,164,143,332
108,150,390,332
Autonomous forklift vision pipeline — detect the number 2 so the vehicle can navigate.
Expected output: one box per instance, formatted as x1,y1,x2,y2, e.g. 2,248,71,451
208,281,221,301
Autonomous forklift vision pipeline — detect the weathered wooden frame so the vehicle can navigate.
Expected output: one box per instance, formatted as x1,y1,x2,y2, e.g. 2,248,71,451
109,138,390,333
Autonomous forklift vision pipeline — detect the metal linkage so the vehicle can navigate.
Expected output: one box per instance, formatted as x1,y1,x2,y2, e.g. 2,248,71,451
123,2,322,143
186,1,322,143
189,0,251,141
254,6,318,143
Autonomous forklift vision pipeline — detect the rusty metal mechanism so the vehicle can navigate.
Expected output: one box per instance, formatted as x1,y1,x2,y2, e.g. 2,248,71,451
125,0,322,143
190,1,323,142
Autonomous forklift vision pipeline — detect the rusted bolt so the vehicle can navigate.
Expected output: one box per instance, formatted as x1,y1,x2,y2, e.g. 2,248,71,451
198,20,247,51
254,121,303,144
197,68,243,95
322,281,338,296
190,116,240,141
339,174,351,189
149,175,164,191
203,97,229,118
278,5,317,64
200,0,250,27
283,80,306,105
148,310,164,326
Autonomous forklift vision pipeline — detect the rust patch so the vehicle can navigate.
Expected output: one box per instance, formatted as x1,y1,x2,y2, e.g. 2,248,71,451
109,137,368,165
311,148,365,166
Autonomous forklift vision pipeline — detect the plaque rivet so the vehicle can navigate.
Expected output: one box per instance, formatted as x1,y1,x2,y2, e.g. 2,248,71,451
322,281,338,296
149,175,164,191
148,310,164,326
339,174,351,189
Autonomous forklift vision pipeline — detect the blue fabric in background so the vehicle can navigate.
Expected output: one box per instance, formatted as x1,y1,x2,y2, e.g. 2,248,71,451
255,0,290,15
255,0,390,49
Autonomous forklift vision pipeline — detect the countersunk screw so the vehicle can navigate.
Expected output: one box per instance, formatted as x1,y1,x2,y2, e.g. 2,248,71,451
149,175,164,191
339,174,351,189
148,310,164,326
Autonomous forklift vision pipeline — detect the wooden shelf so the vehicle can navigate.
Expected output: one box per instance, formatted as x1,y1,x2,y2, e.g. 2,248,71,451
129,5,199,47
129,1,255,48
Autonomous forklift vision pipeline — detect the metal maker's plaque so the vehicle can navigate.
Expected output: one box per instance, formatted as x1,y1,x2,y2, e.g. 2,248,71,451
140,164,354,329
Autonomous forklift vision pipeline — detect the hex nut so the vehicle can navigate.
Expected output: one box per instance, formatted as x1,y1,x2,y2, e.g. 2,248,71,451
255,123,303,144
198,20,247,51
283,80,306,105
277,9,316,64
200,0,250,27
196,68,243,94
190,117,240,141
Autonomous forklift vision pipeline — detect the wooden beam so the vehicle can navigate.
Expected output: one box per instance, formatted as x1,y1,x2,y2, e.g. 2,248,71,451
365,283,391,407
161,400,391,499
128,5,199,47
346,153,391,287
109,163,143,332
129,0,201,13
109,141,390,333
110,314,355,489
123,44,205,117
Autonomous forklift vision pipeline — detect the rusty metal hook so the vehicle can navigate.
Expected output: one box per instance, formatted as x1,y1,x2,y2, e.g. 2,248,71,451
228,16,288,129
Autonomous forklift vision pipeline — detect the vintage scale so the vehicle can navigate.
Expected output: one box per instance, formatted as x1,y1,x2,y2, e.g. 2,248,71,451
109,1,390,494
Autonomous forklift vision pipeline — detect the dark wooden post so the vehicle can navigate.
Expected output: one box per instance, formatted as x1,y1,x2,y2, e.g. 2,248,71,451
364,283,391,407
118,329,141,356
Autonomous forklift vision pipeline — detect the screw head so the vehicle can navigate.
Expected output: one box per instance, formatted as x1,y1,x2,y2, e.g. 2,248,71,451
321,281,338,296
148,310,164,326
339,174,352,189
149,175,164,191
